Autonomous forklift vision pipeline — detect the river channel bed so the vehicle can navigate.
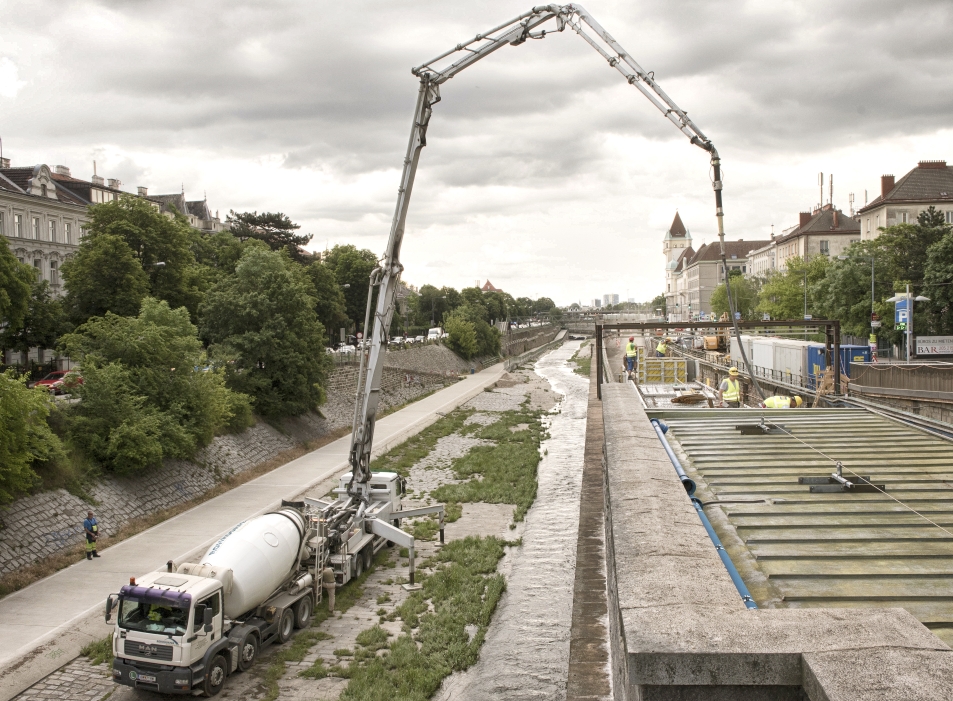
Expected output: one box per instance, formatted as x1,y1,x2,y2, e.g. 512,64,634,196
24,342,588,701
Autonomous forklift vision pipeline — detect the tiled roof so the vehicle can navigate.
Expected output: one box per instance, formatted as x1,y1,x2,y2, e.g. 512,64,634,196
776,206,859,244
187,200,211,220
0,167,90,207
0,171,24,194
858,162,953,213
148,193,188,215
668,211,688,238
688,239,770,265
674,246,695,272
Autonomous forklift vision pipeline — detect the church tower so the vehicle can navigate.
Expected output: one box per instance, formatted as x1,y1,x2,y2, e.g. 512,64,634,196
663,212,692,315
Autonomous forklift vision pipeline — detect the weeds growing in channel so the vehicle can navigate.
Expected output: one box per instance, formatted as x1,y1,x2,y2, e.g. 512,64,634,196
369,409,474,477
432,407,545,522
316,536,509,701
570,343,592,377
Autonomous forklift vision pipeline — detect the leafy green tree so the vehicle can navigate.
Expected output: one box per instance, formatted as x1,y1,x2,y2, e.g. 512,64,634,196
199,248,331,417
306,260,348,345
923,230,953,335
61,234,150,324
83,196,205,318
444,315,478,359
710,275,760,320
226,211,313,262
757,255,830,320
877,206,950,292
650,294,667,317
191,230,250,284
482,291,507,323
447,304,500,356
0,370,65,502
533,297,556,315
0,237,33,330
323,244,378,332
61,298,249,473
0,279,70,359
814,241,898,340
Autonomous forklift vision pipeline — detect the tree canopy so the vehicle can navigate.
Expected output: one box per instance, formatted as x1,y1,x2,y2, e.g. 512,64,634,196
61,233,150,324
226,211,313,262
710,275,760,320
199,247,331,417
0,237,34,331
60,298,249,474
322,244,378,332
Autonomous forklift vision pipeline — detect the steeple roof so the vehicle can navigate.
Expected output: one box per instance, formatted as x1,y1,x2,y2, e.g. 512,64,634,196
664,211,691,240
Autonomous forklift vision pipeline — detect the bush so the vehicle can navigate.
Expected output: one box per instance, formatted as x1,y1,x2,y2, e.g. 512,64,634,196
444,315,478,359
0,370,65,502
61,298,250,474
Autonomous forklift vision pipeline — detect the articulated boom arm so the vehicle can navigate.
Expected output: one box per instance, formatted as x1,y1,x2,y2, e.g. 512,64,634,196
346,4,755,500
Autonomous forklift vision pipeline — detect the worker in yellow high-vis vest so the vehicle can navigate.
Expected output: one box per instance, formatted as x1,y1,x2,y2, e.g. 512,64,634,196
760,395,803,408
625,336,638,377
718,367,742,407
656,338,669,357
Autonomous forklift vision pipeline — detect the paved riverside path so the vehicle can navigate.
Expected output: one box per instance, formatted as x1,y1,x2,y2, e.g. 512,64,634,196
0,363,505,700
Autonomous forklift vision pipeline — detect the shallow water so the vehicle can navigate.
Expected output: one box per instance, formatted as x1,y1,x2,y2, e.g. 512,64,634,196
437,341,590,701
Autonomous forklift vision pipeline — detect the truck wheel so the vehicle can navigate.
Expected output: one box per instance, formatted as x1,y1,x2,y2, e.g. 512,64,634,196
203,655,227,697
237,632,258,671
277,608,295,644
294,595,313,629
354,553,364,580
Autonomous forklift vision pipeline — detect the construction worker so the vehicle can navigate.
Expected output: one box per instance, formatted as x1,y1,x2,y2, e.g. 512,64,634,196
322,567,336,612
83,510,100,560
718,367,742,408
656,337,669,357
761,395,803,408
625,336,638,376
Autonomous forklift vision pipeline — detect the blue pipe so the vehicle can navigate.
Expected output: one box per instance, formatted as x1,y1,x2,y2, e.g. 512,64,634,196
691,497,758,609
650,419,696,496
650,419,757,609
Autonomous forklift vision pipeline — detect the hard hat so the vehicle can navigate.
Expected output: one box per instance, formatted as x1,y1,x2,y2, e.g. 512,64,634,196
629,336,634,341
792,396,803,407
728,367,739,375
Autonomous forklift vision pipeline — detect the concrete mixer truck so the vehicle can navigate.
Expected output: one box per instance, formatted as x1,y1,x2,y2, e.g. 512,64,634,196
106,481,444,696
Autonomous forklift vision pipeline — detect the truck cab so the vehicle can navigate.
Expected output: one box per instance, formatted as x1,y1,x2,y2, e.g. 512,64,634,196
110,572,226,694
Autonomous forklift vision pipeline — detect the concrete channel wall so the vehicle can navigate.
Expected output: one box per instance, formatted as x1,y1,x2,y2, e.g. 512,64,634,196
599,383,953,700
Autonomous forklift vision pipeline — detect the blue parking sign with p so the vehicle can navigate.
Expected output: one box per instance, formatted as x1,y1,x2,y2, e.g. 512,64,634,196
895,298,909,324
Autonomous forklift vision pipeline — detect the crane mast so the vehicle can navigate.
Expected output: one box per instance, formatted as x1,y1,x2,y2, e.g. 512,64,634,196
345,3,761,501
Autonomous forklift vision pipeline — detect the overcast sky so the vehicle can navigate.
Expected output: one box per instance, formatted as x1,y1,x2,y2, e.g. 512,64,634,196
2,0,952,305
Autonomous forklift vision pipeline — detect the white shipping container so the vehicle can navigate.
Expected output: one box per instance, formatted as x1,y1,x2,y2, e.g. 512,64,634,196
729,335,754,372
773,339,811,385
751,338,777,376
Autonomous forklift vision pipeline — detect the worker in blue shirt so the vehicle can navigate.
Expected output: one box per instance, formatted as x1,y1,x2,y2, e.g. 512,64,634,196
83,511,101,560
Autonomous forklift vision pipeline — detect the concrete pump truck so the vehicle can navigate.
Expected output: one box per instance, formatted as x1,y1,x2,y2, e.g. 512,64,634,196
103,4,741,695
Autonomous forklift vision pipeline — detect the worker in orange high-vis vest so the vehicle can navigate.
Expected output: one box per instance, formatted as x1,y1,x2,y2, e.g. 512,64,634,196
719,367,742,408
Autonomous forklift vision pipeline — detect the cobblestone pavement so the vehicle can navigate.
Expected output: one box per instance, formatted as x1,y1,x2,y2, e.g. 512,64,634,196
16,364,562,701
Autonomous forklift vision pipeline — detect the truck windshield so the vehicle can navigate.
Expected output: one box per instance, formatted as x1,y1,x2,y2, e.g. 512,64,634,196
118,598,188,636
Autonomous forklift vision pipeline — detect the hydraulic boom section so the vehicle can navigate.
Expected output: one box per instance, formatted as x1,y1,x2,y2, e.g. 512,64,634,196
345,4,759,501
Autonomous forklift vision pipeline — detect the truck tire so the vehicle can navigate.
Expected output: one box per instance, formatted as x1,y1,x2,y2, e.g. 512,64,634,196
354,553,364,580
203,655,227,697
237,632,258,671
294,594,313,629
277,608,295,644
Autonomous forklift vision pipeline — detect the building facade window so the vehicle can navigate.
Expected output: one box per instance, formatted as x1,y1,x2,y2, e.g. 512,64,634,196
14,214,22,237
33,259,42,279
899,211,908,224
50,260,58,285
947,211,953,224
65,222,72,244
41,184,47,197
819,240,830,255
0,212,3,236
49,220,56,242
32,217,40,239
866,218,871,233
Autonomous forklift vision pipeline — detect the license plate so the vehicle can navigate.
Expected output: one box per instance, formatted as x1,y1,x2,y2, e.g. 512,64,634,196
137,674,157,683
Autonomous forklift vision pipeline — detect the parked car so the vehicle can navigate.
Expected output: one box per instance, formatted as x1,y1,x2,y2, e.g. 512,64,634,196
51,372,83,395
337,344,357,354
31,370,70,391
414,335,425,343
390,336,405,345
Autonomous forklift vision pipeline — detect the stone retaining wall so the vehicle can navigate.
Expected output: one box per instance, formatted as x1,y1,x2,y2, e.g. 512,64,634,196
0,364,457,577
